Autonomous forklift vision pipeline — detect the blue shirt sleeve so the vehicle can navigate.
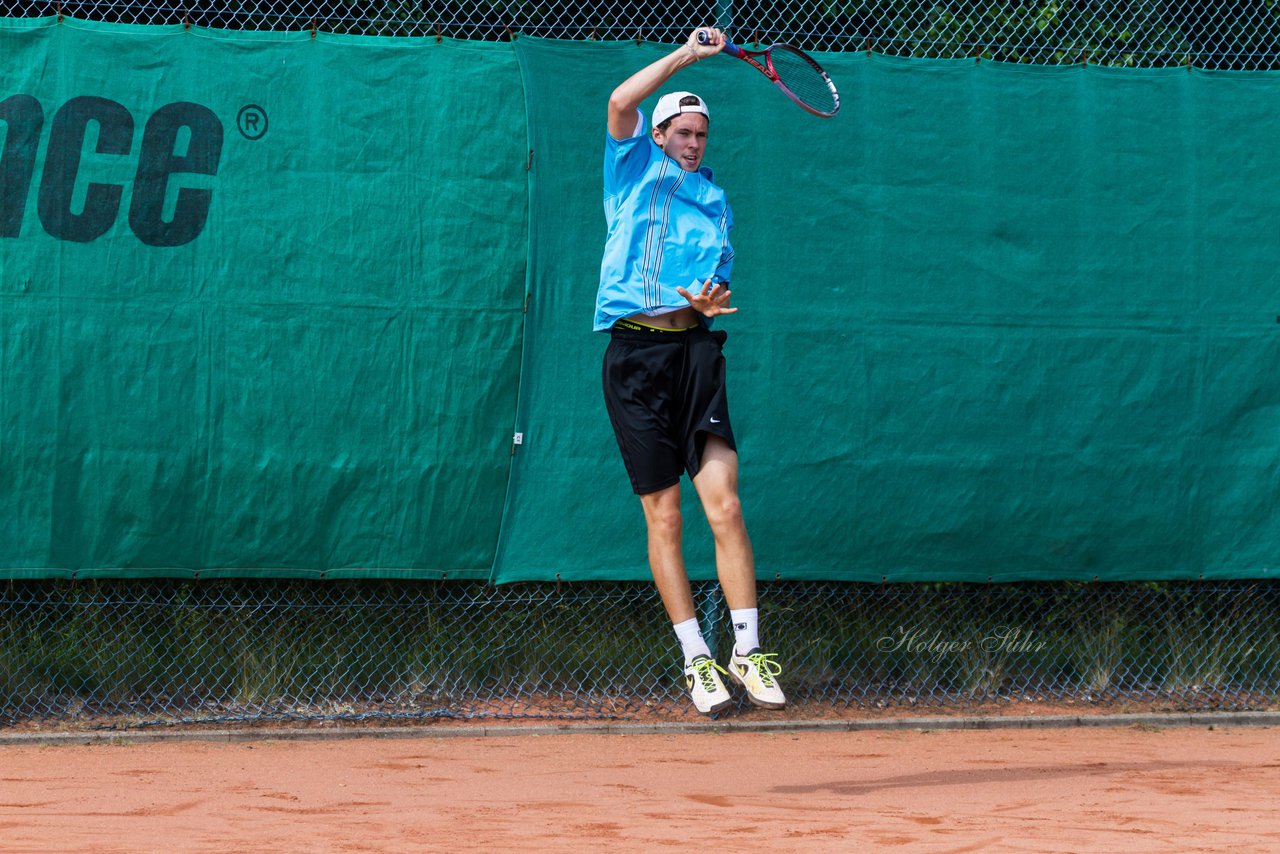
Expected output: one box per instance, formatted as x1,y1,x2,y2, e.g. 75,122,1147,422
604,110,652,198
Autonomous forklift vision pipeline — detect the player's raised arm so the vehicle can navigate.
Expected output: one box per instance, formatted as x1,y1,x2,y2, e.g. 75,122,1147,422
606,28,724,139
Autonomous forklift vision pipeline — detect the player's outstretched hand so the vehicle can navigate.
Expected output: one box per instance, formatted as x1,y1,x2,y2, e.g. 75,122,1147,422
677,279,736,317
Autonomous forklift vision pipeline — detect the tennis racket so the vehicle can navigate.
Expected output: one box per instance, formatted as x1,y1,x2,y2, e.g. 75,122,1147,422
697,30,840,118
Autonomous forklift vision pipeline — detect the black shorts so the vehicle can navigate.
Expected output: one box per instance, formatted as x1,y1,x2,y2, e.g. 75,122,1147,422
602,319,737,495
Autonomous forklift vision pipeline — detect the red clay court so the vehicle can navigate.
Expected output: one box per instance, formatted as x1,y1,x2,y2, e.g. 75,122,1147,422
2,717,1278,852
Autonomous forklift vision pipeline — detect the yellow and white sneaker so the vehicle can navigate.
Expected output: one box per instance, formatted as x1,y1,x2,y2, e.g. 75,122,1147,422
685,654,733,715
727,648,786,709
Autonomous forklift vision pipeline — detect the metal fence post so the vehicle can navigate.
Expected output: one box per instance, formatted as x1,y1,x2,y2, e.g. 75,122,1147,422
715,0,733,34
697,580,720,660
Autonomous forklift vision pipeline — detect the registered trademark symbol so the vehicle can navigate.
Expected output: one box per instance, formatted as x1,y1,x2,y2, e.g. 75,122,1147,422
237,104,268,140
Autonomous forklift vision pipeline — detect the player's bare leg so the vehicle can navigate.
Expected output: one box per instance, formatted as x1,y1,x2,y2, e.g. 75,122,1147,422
640,483,695,623
641,483,732,714
693,435,786,708
691,436,756,611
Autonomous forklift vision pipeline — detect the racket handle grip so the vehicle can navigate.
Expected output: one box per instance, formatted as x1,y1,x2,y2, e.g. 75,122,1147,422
695,29,742,57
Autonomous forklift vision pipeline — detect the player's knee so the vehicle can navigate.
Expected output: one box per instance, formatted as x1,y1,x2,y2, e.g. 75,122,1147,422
704,493,744,530
642,491,683,535
646,504,683,538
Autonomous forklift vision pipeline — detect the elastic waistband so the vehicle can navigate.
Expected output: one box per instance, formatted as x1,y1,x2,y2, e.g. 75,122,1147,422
613,318,699,334
609,318,704,342
609,319,727,347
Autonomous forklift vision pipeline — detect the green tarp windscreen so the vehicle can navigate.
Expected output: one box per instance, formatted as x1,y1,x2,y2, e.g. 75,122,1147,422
1,19,528,579
500,41,1278,583
2,20,1277,581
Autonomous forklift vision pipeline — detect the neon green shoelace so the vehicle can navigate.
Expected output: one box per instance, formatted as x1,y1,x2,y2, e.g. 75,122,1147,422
691,658,726,691
746,652,782,687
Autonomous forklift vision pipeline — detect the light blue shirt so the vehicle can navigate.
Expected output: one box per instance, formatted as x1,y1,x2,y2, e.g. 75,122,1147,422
595,112,734,331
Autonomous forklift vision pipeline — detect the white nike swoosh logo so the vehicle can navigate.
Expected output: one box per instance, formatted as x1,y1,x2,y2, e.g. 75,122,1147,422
710,418,720,423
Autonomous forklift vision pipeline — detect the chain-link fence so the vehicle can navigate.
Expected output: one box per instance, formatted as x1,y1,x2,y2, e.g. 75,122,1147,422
3,580,1278,728
4,2,1278,729
3,1,1279,67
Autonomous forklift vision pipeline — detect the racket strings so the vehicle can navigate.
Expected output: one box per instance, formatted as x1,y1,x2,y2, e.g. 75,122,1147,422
768,47,838,116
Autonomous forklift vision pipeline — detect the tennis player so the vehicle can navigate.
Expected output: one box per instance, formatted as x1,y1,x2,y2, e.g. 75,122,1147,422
597,27,786,715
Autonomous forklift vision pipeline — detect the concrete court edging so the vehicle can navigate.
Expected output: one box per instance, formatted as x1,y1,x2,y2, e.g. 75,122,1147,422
2,710,1277,747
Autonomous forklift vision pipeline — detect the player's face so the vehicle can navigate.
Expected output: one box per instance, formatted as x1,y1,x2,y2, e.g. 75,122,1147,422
654,114,709,172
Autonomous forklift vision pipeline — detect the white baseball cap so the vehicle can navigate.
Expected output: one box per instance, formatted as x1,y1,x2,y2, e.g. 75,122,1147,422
652,91,709,128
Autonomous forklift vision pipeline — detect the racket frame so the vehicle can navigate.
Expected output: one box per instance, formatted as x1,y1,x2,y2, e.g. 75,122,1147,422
697,32,840,118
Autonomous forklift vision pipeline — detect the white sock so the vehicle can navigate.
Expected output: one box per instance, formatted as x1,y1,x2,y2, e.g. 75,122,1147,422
730,608,760,656
673,618,712,665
